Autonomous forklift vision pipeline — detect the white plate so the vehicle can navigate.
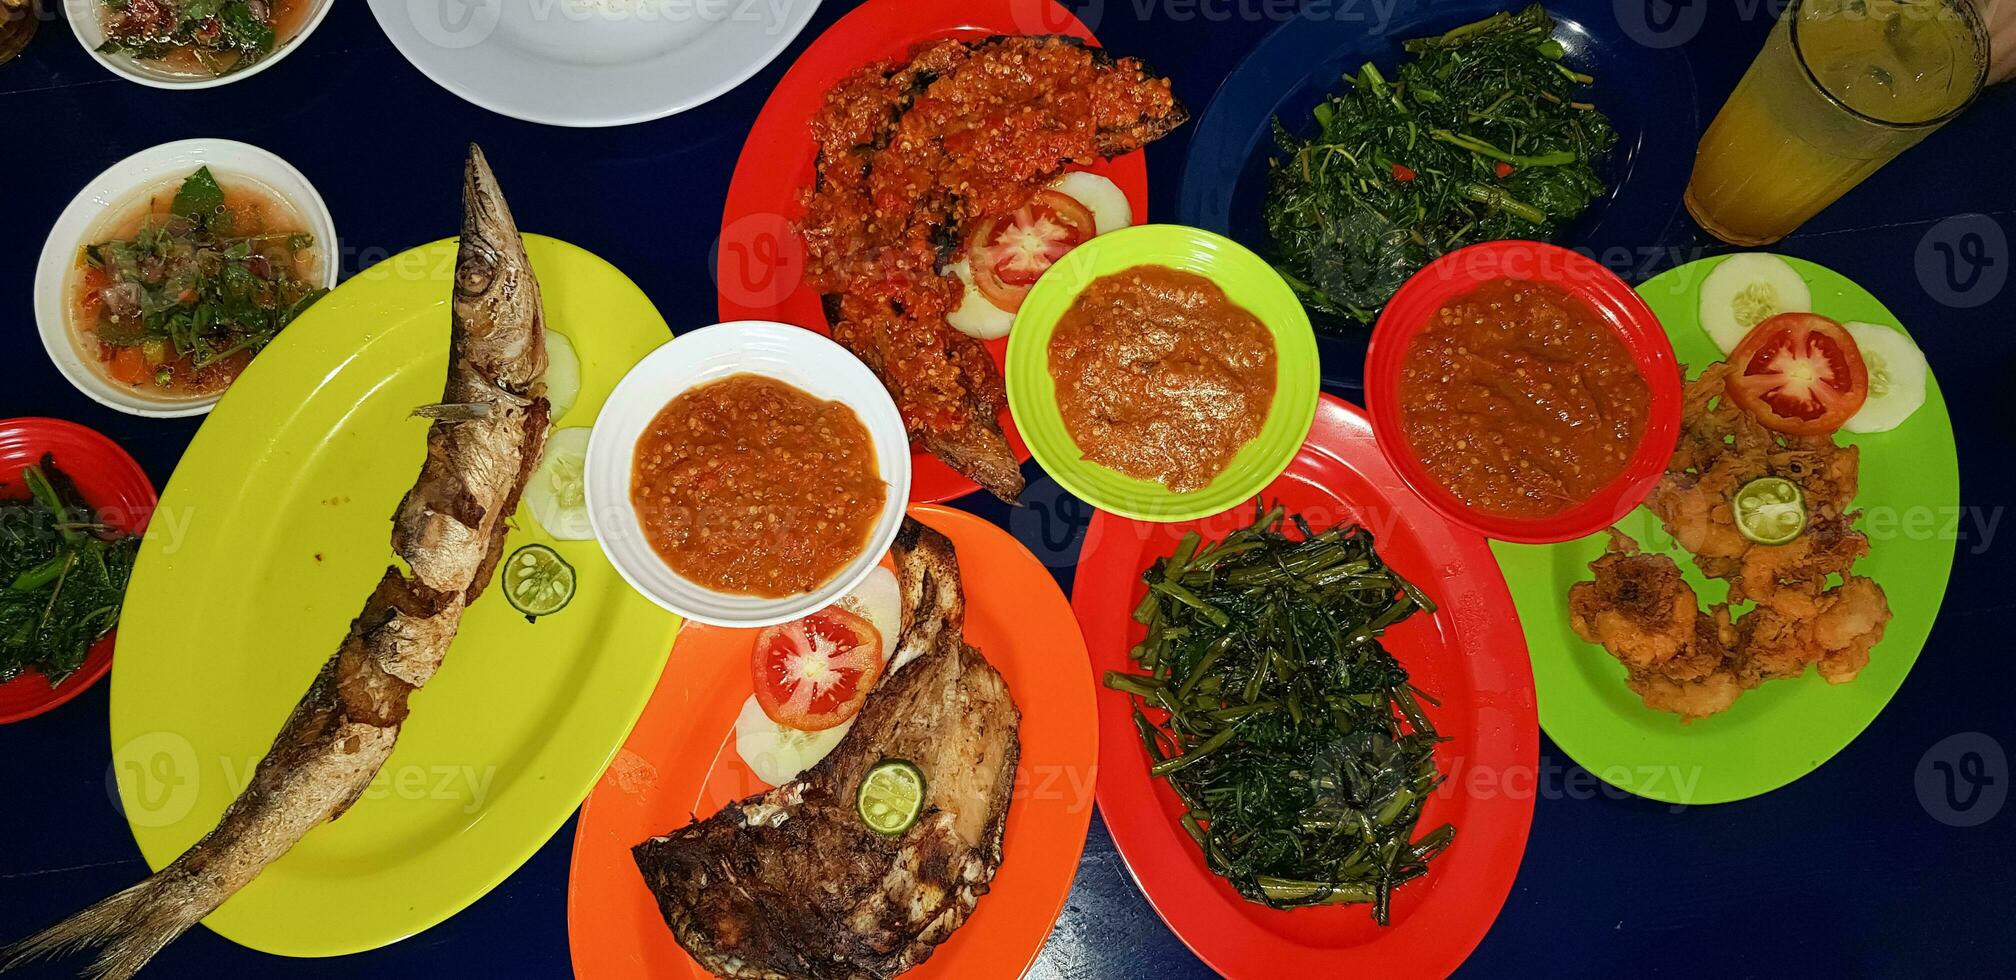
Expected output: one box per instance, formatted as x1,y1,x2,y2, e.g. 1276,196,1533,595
64,0,336,88
34,138,340,418
585,321,911,627
366,0,821,127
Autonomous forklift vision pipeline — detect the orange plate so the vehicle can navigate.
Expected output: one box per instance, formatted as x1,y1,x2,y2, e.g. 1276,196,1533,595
567,504,1097,979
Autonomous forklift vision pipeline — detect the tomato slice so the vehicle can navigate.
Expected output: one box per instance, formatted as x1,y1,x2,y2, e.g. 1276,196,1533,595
751,607,885,731
1725,312,1869,436
966,189,1096,313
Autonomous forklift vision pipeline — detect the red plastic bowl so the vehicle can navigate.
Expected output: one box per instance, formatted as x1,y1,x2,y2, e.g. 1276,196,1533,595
1363,241,1682,544
0,418,156,724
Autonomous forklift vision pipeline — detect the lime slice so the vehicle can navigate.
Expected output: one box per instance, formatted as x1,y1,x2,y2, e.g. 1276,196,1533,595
857,759,926,836
502,543,576,619
1733,477,1806,545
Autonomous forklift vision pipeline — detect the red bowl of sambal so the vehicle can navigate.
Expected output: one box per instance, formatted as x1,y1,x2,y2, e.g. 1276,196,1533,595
1364,241,1682,544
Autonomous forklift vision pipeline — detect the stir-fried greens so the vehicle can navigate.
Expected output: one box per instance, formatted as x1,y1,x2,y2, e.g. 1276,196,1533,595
97,0,282,74
1105,505,1452,924
1265,4,1615,324
79,166,324,392
0,457,139,686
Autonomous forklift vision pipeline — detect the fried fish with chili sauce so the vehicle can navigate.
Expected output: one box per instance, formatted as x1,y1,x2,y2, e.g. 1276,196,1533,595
799,35,1189,502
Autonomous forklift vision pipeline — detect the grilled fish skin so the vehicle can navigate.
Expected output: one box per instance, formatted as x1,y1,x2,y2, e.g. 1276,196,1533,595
2,145,551,980
633,520,1022,980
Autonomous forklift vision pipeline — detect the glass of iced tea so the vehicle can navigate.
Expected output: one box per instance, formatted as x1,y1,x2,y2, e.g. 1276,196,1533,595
1686,0,1989,245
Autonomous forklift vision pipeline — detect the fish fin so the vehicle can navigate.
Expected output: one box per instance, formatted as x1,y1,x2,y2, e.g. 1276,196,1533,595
410,402,493,421
918,423,1024,504
2,870,213,980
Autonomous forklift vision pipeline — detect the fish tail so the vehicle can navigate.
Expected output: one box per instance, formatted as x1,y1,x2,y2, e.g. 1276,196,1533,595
2,866,217,980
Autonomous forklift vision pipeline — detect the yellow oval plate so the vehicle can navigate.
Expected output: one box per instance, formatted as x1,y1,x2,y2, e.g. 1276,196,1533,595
109,236,683,956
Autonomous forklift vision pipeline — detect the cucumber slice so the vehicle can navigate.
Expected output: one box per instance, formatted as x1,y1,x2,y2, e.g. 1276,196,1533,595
946,258,1015,340
1841,321,1929,434
1733,477,1807,546
503,543,576,619
1051,170,1134,235
833,565,902,669
1699,254,1810,354
734,695,852,786
523,427,594,541
545,328,581,422
857,759,926,836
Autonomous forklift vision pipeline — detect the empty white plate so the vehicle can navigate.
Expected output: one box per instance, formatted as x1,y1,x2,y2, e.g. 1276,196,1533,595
366,0,821,126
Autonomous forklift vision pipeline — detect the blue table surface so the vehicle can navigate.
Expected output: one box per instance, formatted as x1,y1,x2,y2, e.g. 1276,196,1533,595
4,1,2015,977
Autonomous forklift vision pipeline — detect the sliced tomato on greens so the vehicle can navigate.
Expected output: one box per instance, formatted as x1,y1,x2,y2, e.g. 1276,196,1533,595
751,607,885,731
966,189,1096,313
1725,312,1869,436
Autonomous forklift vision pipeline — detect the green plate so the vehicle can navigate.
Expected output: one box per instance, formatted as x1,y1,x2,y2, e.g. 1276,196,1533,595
1491,255,1958,804
110,236,682,955
1005,224,1321,522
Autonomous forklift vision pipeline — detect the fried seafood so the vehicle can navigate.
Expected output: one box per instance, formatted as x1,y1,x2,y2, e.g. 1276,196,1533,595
1570,534,1744,720
1569,533,1699,672
800,35,1188,501
1572,363,1891,720
1650,364,1863,578
1625,660,1744,720
1737,575,1890,686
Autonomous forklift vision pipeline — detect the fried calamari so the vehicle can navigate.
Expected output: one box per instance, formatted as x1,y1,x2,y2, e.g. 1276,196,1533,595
1571,364,1892,720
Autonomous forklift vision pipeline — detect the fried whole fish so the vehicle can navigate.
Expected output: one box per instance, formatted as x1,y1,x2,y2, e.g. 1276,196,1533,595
4,145,551,980
800,35,1190,503
633,520,1022,980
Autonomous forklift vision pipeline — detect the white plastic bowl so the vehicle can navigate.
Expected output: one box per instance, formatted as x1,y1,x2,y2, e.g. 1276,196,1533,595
34,138,340,418
585,322,912,628
64,0,334,88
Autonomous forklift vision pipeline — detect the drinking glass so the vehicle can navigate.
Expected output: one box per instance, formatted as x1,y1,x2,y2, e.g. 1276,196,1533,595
1685,0,1990,245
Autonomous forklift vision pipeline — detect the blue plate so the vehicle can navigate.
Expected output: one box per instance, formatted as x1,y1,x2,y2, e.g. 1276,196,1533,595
1175,0,1700,392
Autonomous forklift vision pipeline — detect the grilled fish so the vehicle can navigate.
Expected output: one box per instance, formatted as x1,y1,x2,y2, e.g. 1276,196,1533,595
633,520,1021,980
3,145,551,980
800,35,1189,503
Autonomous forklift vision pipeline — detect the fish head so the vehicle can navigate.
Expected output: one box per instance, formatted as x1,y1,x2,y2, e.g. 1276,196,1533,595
458,144,548,396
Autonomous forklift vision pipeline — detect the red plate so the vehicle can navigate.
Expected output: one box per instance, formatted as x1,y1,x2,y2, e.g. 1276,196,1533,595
1074,395,1537,978
568,505,1098,980
715,0,1151,504
0,418,155,724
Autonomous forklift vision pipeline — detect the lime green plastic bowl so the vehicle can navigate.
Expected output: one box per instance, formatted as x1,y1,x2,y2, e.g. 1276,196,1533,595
1004,224,1321,522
